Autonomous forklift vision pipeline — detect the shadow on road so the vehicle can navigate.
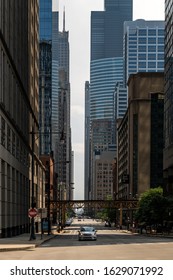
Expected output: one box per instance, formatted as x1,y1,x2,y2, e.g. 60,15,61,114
41,222,173,248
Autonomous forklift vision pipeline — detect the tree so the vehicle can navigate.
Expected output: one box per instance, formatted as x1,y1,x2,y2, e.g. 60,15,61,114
135,187,168,228
95,195,116,223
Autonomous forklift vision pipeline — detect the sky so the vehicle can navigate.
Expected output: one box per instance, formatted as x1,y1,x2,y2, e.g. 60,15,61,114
52,0,165,200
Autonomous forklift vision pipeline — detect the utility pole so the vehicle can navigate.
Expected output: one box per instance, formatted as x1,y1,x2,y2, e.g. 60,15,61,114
46,161,51,235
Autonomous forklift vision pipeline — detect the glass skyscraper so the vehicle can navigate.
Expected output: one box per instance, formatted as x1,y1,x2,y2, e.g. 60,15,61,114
90,57,124,120
39,0,52,155
124,20,165,85
52,12,59,171
90,0,132,121
91,0,133,60
164,0,173,194
39,0,52,40
85,0,133,199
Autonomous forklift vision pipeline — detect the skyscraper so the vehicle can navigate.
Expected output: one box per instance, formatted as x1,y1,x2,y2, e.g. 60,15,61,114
164,0,173,194
85,0,133,199
0,0,43,237
90,0,132,121
52,11,59,171
124,19,165,85
84,81,90,199
90,119,115,199
39,0,52,155
91,0,133,60
90,57,124,121
57,10,72,200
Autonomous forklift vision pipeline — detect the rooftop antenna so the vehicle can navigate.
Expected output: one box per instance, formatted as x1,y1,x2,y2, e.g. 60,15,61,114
63,6,65,32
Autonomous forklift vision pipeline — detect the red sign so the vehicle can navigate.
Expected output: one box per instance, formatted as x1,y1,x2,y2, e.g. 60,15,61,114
28,208,38,218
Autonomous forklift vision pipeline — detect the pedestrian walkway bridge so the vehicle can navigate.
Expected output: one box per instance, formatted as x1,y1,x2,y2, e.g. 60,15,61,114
49,199,139,229
50,199,138,210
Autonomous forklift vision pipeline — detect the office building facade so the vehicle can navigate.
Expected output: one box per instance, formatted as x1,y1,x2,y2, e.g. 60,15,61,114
39,0,52,155
93,151,115,200
164,0,173,194
84,81,90,199
90,57,124,121
52,11,59,170
91,0,133,60
124,20,165,85
0,0,44,237
90,120,114,199
117,72,164,199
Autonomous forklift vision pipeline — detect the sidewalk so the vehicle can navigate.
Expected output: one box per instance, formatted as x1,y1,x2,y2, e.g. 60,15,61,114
0,232,55,252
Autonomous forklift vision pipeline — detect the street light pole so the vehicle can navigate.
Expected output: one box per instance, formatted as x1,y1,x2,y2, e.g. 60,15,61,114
46,161,51,235
30,128,36,240
57,182,62,232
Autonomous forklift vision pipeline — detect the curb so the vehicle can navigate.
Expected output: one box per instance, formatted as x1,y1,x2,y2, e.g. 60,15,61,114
35,234,56,247
0,245,36,252
0,234,55,252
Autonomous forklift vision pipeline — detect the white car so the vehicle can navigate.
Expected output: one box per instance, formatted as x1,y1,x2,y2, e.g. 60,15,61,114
65,219,72,226
78,226,97,241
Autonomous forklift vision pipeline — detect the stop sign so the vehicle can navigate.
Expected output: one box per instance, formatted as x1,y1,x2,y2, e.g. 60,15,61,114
28,208,38,218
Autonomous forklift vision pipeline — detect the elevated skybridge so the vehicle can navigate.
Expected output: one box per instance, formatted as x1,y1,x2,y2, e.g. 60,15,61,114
50,199,139,229
50,199,138,211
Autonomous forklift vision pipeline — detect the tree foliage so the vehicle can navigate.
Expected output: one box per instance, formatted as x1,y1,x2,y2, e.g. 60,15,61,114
95,195,116,222
135,187,168,226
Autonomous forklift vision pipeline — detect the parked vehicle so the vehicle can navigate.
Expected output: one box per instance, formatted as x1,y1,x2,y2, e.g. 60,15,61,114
65,218,72,226
78,226,97,241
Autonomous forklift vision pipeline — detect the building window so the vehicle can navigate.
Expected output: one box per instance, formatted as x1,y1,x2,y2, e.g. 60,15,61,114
16,138,20,160
148,29,156,36
7,125,11,152
148,46,156,52
138,29,147,36
1,117,6,147
138,37,146,44
12,131,15,156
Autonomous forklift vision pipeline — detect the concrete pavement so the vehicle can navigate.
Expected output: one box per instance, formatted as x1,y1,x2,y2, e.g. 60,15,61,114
0,226,173,252
0,232,56,252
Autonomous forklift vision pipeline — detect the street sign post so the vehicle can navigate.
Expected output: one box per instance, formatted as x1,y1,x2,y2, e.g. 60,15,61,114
28,208,38,218
37,208,47,218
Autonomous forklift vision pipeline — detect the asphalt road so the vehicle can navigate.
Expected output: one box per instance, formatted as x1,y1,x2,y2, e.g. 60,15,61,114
0,219,173,260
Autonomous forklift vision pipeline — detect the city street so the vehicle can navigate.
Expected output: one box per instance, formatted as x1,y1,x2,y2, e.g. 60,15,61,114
0,219,173,260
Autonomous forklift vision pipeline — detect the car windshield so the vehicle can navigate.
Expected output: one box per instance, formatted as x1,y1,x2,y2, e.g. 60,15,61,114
80,227,95,232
